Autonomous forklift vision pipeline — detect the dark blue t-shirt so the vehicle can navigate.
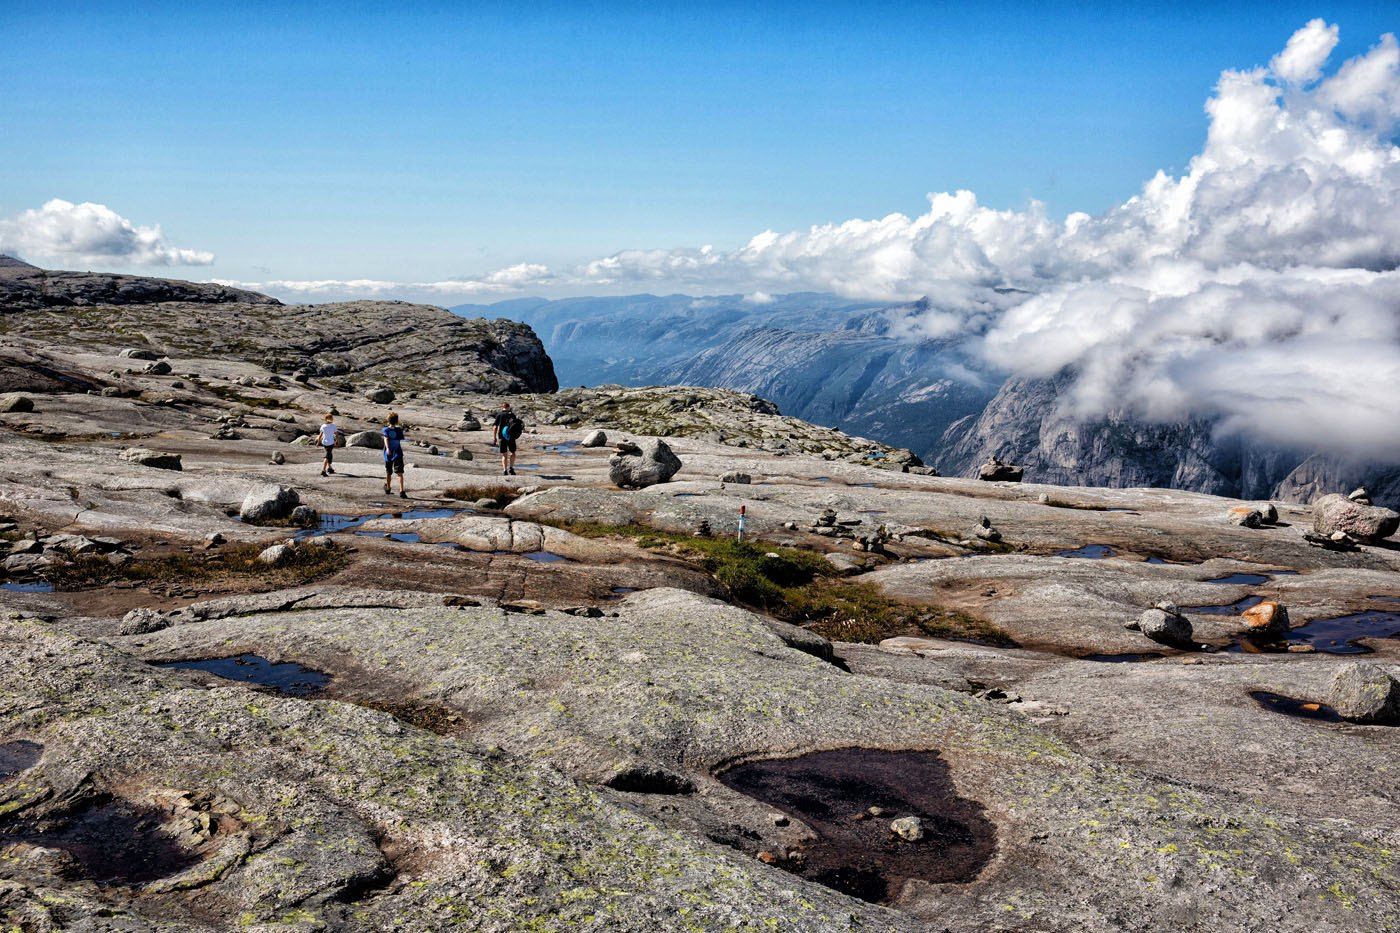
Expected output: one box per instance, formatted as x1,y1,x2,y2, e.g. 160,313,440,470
381,426,405,459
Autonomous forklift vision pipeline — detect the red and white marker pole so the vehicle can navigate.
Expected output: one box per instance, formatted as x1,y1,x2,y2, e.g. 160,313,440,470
737,504,746,543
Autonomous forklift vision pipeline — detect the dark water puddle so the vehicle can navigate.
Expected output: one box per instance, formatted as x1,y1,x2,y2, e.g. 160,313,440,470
673,492,704,498
717,748,995,904
813,476,832,483
355,530,423,543
1204,573,1271,586
1249,691,1342,723
1186,595,1264,616
1,581,54,593
518,463,542,471
0,795,206,885
537,474,574,480
524,551,571,563
1228,609,1400,655
848,482,877,488
155,654,331,696
1143,556,1173,565
1082,652,1165,663
603,586,638,600
1056,544,1115,559
547,441,582,457
0,740,42,779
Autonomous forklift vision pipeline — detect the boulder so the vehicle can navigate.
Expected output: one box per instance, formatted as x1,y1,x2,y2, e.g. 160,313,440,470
581,429,608,448
1348,487,1371,504
978,456,1024,482
256,543,294,567
289,434,315,446
0,393,35,413
720,471,752,484
609,439,682,489
1257,502,1279,525
347,430,385,450
454,416,482,432
120,447,183,471
1311,494,1399,542
239,484,301,523
1240,600,1289,636
454,448,474,461
1327,661,1400,724
366,387,396,404
143,360,172,375
1137,607,1193,645
825,553,863,576
1227,507,1263,528
269,452,286,465
288,505,320,529
203,532,226,549
119,348,159,360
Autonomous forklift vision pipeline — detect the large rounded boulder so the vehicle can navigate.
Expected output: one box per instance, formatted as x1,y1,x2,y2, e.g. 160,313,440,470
1327,661,1400,724
608,439,682,489
1311,493,1399,542
240,484,301,524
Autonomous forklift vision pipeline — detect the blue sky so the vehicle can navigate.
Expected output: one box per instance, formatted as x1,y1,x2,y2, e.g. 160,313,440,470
1,1,1395,292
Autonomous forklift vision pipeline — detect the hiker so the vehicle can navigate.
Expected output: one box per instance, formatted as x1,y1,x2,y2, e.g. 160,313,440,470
492,401,522,476
318,413,341,477
381,412,408,498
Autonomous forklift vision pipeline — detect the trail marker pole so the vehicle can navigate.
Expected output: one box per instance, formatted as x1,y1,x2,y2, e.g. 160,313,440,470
737,504,746,543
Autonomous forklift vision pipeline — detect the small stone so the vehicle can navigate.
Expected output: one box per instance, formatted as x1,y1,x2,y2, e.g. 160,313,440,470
0,393,35,413
455,448,473,460
1227,506,1263,528
1348,486,1370,503
366,387,395,404
120,448,183,471
143,360,172,376
889,816,924,841
288,505,319,529
203,532,226,549
770,813,789,827
756,851,778,864
1138,607,1193,645
256,543,294,566
581,429,608,448
867,806,890,817
119,348,159,360
1240,600,1289,636
269,452,286,465
720,471,752,484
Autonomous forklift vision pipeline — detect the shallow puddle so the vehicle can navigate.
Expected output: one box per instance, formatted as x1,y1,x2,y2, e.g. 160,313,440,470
717,748,995,904
1,581,54,593
1204,573,1270,585
523,551,571,563
1082,652,1165,663
1186,595,1264,616
1056,544,1115,559
603,586,638,600
1286,610,1400,654
155,654,331,696
0,740,42,779
1249,691,1342,722
0,796,206,885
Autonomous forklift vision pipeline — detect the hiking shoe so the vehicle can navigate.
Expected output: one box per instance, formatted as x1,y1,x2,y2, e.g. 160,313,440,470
327,468,336,475
383,485,391,494
320,470,327,477
399,491,408,499
509,468,517,475
502,469,509,476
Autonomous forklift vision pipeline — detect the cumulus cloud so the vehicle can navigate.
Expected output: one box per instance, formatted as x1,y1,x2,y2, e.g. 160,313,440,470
498,21,1398,458
0,199,213,266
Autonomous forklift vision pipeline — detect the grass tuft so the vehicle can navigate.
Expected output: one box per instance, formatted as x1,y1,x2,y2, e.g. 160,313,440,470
444,484,522,506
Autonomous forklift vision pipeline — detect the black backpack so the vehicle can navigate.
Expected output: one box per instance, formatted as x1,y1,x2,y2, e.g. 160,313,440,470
502,413,523,440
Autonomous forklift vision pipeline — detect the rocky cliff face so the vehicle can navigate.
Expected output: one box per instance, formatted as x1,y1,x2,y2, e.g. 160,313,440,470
4,260,557,395
937,374,1400,508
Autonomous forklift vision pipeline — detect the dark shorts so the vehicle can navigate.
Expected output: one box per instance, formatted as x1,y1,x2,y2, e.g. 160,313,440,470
321,444,334,463
384,454,405,475
498,438,517,454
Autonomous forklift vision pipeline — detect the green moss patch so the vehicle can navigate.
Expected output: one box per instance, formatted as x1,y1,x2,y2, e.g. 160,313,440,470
43,542,348,591
544,519,1013,646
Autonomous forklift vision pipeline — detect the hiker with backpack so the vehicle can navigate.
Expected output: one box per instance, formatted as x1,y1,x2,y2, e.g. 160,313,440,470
492,402,522,476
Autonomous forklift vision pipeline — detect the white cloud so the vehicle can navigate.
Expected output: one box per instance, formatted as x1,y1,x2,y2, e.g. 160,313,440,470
0,199,213,266
1270,18,1338,85
216,263,557,305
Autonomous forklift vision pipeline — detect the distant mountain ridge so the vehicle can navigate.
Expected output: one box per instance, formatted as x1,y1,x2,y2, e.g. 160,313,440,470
457,291,1400,507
